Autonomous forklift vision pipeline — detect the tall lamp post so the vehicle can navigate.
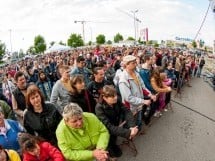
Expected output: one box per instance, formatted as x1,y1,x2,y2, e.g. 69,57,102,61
131,10,138,42
74,20,86,44
9,29,12,54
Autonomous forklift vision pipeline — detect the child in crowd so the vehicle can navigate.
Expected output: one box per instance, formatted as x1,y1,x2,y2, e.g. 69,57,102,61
18,133,65,161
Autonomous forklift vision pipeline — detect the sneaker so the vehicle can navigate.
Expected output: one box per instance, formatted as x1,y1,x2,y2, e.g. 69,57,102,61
153,111,160,117
159,112,163,116
164,108,168,112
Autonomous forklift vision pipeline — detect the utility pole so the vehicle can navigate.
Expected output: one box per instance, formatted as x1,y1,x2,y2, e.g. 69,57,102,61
9,29,12,53
131,10,138,42
74,20,86,44
116,8,141,43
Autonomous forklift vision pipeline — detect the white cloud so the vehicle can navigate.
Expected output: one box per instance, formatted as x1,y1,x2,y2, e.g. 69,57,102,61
0,0,214,52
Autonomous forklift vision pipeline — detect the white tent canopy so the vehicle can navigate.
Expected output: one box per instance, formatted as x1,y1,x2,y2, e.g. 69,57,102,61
46,43,71,53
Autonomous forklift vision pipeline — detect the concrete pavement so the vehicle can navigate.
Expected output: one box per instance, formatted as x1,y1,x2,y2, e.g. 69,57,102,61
118,77,215,161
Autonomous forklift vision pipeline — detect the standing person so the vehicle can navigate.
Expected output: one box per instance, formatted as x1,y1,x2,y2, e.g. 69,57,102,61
36,70,53,101
118,55,155,130
174,54,182,88
139,54,155,93
70,74,96,113
2,75,16,103
56,103,110,161
150,68,171,117
18,133,65,161
105,59,115,85
139,54,158,124
26,66,38,84
24,84,62,146
95,85,138,158
0,145,21,161
197,56,205,77
0,107,25,151
50,65,72,113
12,71,28,123
113,53,122,71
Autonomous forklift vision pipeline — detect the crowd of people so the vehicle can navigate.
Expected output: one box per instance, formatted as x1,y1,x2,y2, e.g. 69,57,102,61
0,45,206,161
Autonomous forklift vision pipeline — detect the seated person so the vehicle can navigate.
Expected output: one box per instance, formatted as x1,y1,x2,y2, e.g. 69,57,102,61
95,85,138,158
70,74,96,113
56,103,110,161
0,145,21,161
0,107,25,151
18,133,65,161
24,84,62,146
0,100,15,120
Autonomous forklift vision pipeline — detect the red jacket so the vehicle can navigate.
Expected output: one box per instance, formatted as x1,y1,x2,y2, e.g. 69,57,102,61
23,142,65,161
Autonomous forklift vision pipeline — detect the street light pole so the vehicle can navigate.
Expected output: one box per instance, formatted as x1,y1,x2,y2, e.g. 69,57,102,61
9,29,12,53
131,10,138,42
74,20,86,44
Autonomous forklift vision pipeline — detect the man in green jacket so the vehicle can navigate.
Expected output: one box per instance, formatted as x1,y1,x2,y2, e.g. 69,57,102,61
56,103,110,161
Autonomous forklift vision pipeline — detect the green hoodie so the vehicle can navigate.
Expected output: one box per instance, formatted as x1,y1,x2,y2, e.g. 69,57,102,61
56,112,110,161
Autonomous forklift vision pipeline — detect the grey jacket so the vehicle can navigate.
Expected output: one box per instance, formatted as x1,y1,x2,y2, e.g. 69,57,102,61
50,80,71,113
118,70,150,113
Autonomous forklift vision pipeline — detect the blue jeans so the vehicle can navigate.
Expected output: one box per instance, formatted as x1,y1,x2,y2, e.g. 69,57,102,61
135,110,143,130
197,67,203,77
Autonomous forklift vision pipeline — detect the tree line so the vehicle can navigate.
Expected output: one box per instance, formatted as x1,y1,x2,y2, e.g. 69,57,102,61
0,33,136,58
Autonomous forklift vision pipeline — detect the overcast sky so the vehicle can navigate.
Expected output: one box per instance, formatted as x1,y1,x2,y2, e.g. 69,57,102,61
0,0,214,52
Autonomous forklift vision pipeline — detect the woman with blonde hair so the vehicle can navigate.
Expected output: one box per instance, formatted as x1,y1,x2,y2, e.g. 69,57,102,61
150,67,171,117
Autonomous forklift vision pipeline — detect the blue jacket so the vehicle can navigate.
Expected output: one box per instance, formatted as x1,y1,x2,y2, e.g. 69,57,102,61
36,80,53,101
0,119,25,151
70,67,92,85
139,68,155,93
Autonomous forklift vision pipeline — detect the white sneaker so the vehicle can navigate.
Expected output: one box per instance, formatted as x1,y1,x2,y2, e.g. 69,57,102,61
164,108,168,112
154,112,160,117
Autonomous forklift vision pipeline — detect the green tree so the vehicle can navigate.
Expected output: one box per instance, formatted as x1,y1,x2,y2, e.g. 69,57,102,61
199,39,204,48
18,49,25,58
127,36,135,41
154,43,159,48
34,35,46,54
148,40,153,45
59,41,66,46
114,33,123,43
181,43,187,48
50,41,55,47
0,41,6,60
161,40,165,44
192,41,197,48
88,41,92,46
96,34,106,44
67,33,84,48
138,38,143,44
27,46,36,55
106,40,112,45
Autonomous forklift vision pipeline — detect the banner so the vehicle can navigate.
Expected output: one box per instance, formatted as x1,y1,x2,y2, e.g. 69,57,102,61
140,28,148,41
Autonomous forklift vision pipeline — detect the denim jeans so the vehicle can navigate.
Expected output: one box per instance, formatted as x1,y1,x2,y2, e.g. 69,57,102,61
135,110,143,130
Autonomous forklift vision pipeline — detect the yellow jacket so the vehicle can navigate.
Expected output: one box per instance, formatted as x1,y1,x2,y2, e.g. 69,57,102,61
6,149,21,161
